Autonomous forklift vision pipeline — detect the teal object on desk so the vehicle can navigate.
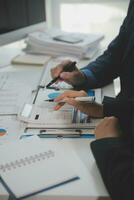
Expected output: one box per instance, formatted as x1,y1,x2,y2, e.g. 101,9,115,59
87,89,95,97
20,134,95,139
38,133,95,139
80,134,95,139
48,92,61,99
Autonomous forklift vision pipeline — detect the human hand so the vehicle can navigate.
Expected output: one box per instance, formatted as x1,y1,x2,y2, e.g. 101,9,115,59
51,60,86,86
54,90,103,118
94,117,121,139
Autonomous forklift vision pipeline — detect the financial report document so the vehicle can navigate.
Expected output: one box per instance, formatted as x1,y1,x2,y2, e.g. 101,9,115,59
19,68,102,130
19,101,96,129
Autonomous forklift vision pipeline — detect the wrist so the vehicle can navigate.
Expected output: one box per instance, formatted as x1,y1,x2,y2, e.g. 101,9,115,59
92,104,103,118
73,71,88,90
81,68,97,88
98,104,104,118
96,133,119,140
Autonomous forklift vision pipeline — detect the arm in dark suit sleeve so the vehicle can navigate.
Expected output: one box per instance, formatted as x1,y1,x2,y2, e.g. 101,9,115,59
103,96,134,117
81,2,133,88
102,96,134,135
90,138,134,200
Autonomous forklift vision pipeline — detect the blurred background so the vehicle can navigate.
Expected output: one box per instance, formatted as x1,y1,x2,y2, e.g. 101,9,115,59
46,0,129,48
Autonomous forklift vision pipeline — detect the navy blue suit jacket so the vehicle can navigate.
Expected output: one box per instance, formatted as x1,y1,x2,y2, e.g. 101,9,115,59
87,1,134,199
82,0,134,100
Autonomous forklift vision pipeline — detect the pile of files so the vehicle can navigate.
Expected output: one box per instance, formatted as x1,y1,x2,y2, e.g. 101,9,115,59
25,28,104,59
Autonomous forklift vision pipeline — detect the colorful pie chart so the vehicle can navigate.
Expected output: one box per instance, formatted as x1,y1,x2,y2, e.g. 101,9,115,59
0,128,7,137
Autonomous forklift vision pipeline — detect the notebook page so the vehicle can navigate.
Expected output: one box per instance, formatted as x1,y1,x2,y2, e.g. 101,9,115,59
0,138,79,199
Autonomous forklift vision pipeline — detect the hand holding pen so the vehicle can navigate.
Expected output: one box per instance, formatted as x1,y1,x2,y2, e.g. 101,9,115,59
50,60,86,87
53,90,103,118
47,61,77,88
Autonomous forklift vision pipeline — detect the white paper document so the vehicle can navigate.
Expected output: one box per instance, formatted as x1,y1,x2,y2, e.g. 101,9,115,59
19,102,93,129
0,89,32,115
0,137,79,199
0,70,42,91
0,69,45,115
0,91,24,115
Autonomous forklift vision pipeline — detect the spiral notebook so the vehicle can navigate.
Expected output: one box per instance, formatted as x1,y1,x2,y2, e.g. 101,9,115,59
0,137,79,200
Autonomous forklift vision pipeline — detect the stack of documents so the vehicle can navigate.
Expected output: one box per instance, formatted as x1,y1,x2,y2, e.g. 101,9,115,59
25,28,104,59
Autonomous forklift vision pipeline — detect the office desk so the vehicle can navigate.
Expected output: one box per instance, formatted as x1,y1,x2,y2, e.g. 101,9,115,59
0,139,111,200
0,41,114,200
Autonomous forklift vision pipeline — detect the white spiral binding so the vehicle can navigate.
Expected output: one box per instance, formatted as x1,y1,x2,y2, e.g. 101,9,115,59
0,150,55,173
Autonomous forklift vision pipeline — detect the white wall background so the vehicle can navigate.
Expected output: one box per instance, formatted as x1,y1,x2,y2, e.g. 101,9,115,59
46,0,129,48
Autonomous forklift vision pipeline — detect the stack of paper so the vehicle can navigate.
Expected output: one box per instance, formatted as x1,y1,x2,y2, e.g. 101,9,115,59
25,28,104,59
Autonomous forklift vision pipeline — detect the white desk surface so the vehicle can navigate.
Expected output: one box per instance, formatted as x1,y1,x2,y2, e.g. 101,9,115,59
0,41,113,200
0,139,110,200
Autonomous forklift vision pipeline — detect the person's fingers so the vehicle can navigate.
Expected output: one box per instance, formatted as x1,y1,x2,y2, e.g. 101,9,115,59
109,116,119,123
55,97,103,117
54,102,65,111
63,98,94,115
54,90,87,111
96,117,119,130
60,71,79,85
108,117,120,130
51,66,63,79
103,116,119,125
60,70,86,86
54,90,87,102
63,97,92,112
51,60,86,86
63,98,79,107
94,116,121,139
51,60,72,79
60,72,72,81
54,98,80,111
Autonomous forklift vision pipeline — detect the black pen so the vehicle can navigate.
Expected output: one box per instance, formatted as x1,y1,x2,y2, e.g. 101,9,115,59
46,61,77,88
44,99,55,102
